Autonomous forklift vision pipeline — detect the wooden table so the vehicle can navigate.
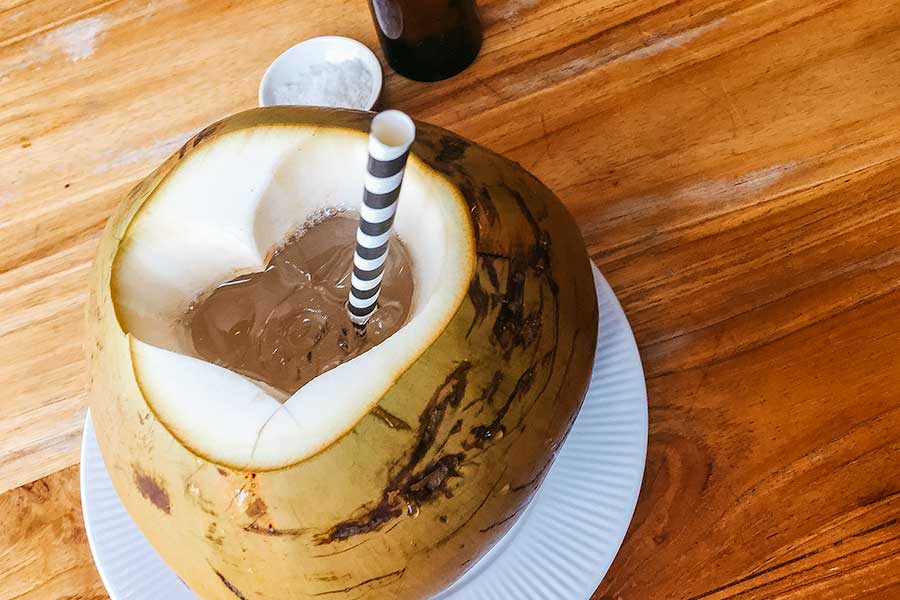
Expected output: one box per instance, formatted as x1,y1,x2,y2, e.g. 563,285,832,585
2,0,899,598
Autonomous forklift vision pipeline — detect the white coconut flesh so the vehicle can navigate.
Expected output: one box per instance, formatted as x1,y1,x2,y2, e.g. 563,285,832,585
113,125,475,470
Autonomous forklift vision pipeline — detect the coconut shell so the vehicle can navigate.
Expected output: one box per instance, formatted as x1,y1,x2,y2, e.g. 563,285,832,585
87,107,598,600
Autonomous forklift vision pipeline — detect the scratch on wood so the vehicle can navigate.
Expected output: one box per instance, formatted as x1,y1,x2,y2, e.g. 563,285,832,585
623,18,726,61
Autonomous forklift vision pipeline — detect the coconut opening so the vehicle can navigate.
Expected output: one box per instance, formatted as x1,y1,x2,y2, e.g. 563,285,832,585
112,125,474,469
185,212,415,398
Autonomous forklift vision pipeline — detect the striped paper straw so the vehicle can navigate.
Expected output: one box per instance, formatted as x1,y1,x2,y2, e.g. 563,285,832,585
348,110,416,326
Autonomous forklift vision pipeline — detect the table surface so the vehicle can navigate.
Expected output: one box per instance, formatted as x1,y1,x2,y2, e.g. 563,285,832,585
2,0,900,598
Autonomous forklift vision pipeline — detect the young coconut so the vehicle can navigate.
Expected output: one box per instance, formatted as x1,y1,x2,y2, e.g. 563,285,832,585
87,107,598,600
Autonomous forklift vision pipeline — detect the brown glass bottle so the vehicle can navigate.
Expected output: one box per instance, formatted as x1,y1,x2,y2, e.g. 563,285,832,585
368,0,483,82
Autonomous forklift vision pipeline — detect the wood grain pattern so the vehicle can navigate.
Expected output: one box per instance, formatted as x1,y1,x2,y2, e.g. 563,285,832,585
1,0,899,598
0,466,106,599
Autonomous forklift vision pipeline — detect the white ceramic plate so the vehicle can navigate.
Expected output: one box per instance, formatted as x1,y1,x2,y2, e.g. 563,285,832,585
82,265,648,600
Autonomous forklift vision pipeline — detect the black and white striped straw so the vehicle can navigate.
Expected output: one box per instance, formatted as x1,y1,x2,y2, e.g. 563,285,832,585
348,110,416,326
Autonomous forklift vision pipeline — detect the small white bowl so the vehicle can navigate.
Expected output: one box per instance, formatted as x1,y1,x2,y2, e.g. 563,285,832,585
259,36,383,110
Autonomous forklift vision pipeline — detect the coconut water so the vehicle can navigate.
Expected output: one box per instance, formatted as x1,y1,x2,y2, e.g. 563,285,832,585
186,213,414,396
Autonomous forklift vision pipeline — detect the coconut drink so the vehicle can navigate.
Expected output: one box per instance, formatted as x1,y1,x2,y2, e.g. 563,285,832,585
87,107,598,600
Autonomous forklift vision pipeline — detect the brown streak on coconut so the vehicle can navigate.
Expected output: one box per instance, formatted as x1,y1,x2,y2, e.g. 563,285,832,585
214,570,248,600
479,509,522,534
437,492,492,547
191,123,220,148
510,452,555,494
369,407,412,431
466,252,543,342
432,420,464,457
435,473,506,548
491,258,529,356
474,243,502,261
483,186,555,357
243,522,311,537
434,135,469,165
465,271,492,338
206,522,224,546
132,468,170,514
503,330,584,489
311,573,350,583
477,186,500,226
462,371,504,413
510,349,557,435
315,500,403,545
309,568,406,597
467,367,535,450
245,497,267,520
322,342,549,546
311,538,370,558
317,363,473,544
481,250,502,288
488,189,566,436
401,363,471,474
462,270,566,484
405,454,464,504
527,327,585,439
506,327,589,498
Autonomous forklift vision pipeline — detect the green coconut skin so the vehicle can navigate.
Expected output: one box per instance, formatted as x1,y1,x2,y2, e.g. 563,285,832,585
87,107,598,600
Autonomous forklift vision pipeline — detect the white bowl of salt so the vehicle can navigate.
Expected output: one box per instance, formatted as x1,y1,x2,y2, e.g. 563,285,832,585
259,36,383,110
